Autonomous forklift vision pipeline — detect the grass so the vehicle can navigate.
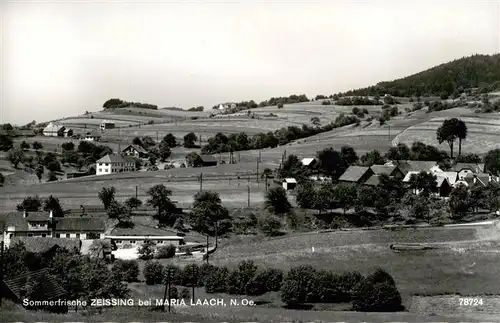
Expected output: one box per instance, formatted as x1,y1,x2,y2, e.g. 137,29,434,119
210,225,500,299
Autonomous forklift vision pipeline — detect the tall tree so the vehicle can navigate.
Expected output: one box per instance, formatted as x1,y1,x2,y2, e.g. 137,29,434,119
35,164,44,183
147,184,178,226
296,181,317,209
162,133,177,148
16,196,42,211
183,132,198,148
408,172,437,197
436,118,460,158
98,186,116,210
32,141,43,152
340,146,358,166
265,187,292,215
316,148,345,179
0,134,14,151
455,119,468,157
20,141,30,151
43,195,64,217
190,191,230,236
8,149,25,169
484,149,500,175
332,183,357,215
449,184,470,220
360,150,385,166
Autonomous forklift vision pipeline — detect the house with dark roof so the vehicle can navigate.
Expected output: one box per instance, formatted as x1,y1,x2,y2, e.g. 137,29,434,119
83,130,101,142
338,166,374,184
370,165,404,180
106,224,184,249
402,171,452,197
301,157,318,168
100,120,115,131
1,211,105,247
385,160,441,175
200,154,217,167
96,153,135,175
10,236,81,254
62,128,73,137
42,123,65,137
364,174,383,187
1,268,68,313
122,144,149,159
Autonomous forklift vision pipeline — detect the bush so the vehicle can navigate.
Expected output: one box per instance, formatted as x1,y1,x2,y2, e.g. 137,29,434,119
164,264,182,285
280,265,318,306
245,268,284,296
180,287,191,299
138,240,156,260
352,268,403,312
205,267,229,293
226,260,259,295
111,260,139,282
143,261,164,285
198,263,217,286
156,244,176,259
181,264,200,287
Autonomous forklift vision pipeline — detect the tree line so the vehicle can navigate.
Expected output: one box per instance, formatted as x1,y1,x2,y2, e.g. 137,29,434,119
103,98,158,110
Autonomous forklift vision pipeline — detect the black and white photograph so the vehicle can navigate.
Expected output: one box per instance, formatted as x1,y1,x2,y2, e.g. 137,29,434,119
1,0,500,322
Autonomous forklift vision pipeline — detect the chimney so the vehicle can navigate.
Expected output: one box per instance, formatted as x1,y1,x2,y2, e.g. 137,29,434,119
23,210,27,218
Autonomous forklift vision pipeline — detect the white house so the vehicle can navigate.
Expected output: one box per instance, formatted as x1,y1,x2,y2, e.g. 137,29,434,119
83,130,101,142
1,211,105,248
100,120,115,131
282,178,297,190
96,154,135,176
106,224,185,249
43,123,65,137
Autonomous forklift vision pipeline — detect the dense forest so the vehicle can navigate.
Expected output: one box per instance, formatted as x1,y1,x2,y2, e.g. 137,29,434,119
341,54,500,98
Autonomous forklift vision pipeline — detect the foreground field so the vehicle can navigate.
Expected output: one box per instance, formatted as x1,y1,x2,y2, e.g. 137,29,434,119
211,224,500,299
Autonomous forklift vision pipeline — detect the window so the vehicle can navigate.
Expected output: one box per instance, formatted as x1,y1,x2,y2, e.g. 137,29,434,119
76,233,80,238
28,233,33,237
130,240,136,244
9,234,13,239
42,233,46,237
115,240,122,244
56,233,60,238
66,234,70,238
99,168,102,172
106,169,109,172
157,241,163,244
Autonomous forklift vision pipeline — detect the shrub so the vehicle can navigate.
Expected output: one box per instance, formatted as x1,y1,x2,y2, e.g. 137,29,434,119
198,263,217,286
245,268,284,296
143,261,164,285
352,107,360,115
164,264,182,285
138,240,156,260
111,259,139,282
280,265,318,306
181,264,200,287
226,260,259,295
180,287,191,299
352,268,403,312
156,244,176,259
169,286,178,299
205,267,229,293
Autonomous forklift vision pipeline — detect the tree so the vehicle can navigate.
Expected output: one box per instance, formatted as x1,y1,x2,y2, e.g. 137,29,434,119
132,137,143,147
280,265,318,306
277,102,284,109
0,134,14,151
386,143,410,161
112,260,139,282
107,200,132,225
265,187,292,215
227,260,259,295
124,197,142,210
47,171,57,182
296,181,317,209
340,146,358,166
46,160,61,172
310,117,320,127
16,196,42,211
156,245,176,259
408,171,437,197
0,172,4,186
484,149,500,175
138,240,157,260
279,154,304,179
162,133,177,148
316,148,346,179
360,150,385,166
20,141,30,151
143,260,164,285
246,268,284,296
98,186,116,210
436,118,460,158
158,142,171,162
181,264,200,299
32,141,43,152
43,195,64,217
61,142,75,151
147,184,178,226
185,152,203,167
449,184,470,220
314,181,336,214
352,268,403,312
190,191,230,236
332,183,357,215
399,192,431,223
141,136,156,149
258,215,282,236
204,267,230,293
183,132,198,148
35,164,44,183
456,119,468,156
8,149,24,169
261,168,273,180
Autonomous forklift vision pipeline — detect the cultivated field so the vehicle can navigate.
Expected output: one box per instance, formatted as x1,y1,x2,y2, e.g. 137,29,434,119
394,112,500,154
211,224,500,299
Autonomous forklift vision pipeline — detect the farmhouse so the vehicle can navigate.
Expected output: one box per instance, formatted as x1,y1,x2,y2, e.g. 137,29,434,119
1,268,68,313
10,236,81,254
301,157,318,168
339,166,374,184
282,178,297,190
83,130,101,142
0,211,106,247
106,224,185,248
370,165,404,179
96,153,135,175
42,123,65,137
385,160,440,175
122,144,148,159
200,154,218,167
100,120,115,131
63,128,73,137
402,171,452,197
364,174,383,187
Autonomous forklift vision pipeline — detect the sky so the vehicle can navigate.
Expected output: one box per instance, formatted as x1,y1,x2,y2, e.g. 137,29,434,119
1,0,499,125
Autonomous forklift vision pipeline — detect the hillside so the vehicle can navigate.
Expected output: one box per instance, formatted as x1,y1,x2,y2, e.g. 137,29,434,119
342,54,500,98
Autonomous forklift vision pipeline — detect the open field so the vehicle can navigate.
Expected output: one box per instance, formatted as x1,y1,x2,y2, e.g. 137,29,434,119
211,224,500,299
0,163,274,211
394,111,500,154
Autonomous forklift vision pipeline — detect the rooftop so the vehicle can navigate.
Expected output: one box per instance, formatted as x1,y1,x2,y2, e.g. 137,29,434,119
301,158,316,166
110,224,181,237
3,268,67,302
339,166,371,182
10,236,81,253
200,154,217,163
123,144,147,154
370,165,398,175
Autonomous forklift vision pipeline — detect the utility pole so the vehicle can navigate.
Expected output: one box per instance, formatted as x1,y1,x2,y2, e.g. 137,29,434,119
259,149,262,162
0,241,4,306
161,269,172,312
206,235,209,264
156,131,159,142
135,185,138,199
265,175,268,191
247,185,250,207
199,173,203,192
256,158,260,183
388,125,391,142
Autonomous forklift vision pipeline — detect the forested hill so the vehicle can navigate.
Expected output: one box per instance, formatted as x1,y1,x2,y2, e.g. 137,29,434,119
341,54,500,98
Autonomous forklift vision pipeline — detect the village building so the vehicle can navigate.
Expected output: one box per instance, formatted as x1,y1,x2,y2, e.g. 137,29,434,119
62,128,73,137
10,236,82,254
402,171,452,197
99,120,115,131
122,144,149,159
369,165,404,179
96,153,135,176
1,268,69,313
282,178,297,190
200,154,218,167
301,157,318,168
385,160,440,175
339,166,374,184
106,224,185,248
364,174,383,187
42,123,65,137
0,211,105,247
83,130,101,142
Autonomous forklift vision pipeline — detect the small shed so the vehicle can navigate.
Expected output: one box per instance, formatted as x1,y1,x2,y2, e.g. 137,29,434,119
100,120,115,130
282,178,297,190
200,154,218,167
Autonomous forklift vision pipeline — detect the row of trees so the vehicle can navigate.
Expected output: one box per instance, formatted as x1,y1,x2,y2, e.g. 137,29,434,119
103,98,158,110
